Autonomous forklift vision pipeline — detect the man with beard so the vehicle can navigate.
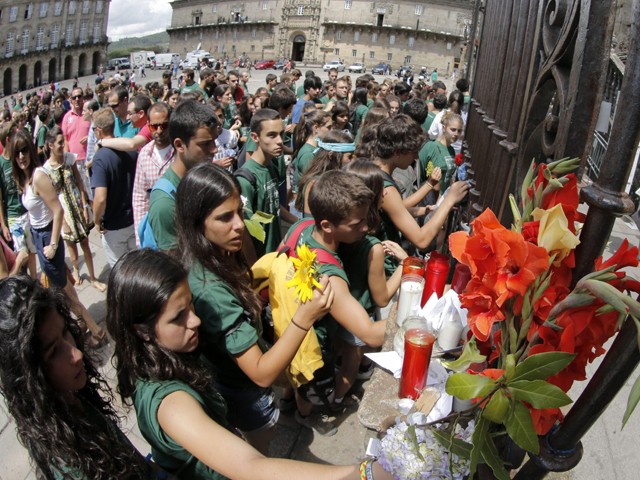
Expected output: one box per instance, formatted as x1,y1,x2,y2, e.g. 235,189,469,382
146,100,219,251
131,103,174,245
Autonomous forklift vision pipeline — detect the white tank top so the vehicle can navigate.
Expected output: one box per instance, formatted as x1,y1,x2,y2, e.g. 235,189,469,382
21,168,53,229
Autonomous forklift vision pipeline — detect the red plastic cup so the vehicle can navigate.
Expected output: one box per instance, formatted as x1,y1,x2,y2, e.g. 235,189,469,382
402,256,425,277
451,263,471,294
398,327,436,399
421,252,450,306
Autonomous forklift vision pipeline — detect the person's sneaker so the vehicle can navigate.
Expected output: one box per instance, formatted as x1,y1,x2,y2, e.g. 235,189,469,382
357,362,375,380
295,411,338,436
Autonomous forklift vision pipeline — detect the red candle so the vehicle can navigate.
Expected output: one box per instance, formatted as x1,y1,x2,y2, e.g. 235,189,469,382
398,328,436,399
402,256,425,277
421,252,450,306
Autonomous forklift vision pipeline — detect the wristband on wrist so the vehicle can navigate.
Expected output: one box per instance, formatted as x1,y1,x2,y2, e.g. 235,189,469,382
359,459,376,480
291,318,310,332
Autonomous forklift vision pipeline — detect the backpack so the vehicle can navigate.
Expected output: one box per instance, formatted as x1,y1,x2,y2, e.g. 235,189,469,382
250,219,342,387
138,178,176,249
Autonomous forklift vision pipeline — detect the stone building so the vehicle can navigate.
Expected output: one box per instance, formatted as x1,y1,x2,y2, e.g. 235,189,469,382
168,0,473,74
0,0,110,95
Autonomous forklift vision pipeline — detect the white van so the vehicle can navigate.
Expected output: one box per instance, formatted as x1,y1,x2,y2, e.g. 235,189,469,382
156,53,181,69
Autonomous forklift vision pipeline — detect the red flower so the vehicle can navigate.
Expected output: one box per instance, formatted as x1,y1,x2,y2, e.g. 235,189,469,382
455,153,464,166
595,238,639,271
530,407,564,435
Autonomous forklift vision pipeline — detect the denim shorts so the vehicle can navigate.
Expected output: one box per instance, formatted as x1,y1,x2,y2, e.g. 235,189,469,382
213,381,279,433
31,223,67,288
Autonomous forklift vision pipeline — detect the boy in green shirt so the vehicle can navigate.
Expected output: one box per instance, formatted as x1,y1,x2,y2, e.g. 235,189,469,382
147,100,219,251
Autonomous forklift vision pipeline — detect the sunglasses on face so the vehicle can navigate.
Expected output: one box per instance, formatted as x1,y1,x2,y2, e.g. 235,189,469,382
71,95,83,100
108,104,119,109
149,122,169,132
15,145,29,155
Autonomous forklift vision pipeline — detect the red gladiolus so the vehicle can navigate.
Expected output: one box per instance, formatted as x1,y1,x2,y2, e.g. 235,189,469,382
530,407,564,435
455,153,464,166
595,238,639,271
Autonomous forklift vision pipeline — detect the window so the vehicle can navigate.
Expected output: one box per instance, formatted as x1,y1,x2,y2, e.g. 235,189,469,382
79,21,87,43
39,2,48,17
233,29,237,39
334,48,340,55
352,49,357,57
345,0,352,9
21,29,30,53
9,6,18,22
371,32,378,43
297,5,304,15
36,25,44,49
82,1,90,14
404,55,412,64
6,32,14,57
354,31,360,41
389,34,395,45
336,30,342,41
194,15,201,25
408,36,415,47
251,27,256,38
262,1,268,10
69,1,76,15
51,24,60,46
415,5,423,16
54,2,62,16
92,22,100,42
25,4,33,19
96,1,104,14
369,51,375,59
65,23,74,45
387,53,393,61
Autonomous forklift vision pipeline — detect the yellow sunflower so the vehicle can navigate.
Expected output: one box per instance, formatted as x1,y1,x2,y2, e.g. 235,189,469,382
286,244,323,302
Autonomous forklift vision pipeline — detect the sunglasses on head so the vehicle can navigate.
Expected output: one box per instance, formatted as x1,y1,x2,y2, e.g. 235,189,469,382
149,122,169,132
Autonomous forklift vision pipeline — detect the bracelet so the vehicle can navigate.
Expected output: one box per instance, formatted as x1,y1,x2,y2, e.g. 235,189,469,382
290,318,309,332
359,459,376,480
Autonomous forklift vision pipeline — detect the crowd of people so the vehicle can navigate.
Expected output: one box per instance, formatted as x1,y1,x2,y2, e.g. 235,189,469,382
0,65,472,479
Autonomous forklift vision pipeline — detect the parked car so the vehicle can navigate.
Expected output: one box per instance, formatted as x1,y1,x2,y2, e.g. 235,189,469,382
274,60,286,70
348,62,366,73
371,63,391,75
108,57,130,71
323,60,345,72
254,60,276,70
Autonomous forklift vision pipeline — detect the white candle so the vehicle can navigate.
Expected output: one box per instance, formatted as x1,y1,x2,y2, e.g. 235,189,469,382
396,280,424,327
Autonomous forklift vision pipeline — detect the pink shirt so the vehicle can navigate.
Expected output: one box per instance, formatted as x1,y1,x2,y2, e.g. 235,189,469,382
61,110,90,161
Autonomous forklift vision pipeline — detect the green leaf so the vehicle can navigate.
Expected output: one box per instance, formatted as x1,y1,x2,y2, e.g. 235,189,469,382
482,389,510,424
431,428,473,460
508,380,573,408
249,211,274,224
512,352,576,382
504,355,516,381
481,434,511,480
622,374,640,428
446,373,496,400
469,416,489,476
244,219,266,242
441,338,487,372
505,401,540,453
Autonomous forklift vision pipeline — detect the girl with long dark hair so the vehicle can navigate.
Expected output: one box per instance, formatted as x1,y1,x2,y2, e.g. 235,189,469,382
10,130,106,346
107,248,391,479
175,163,334,453
291,109,332,194
0,275,152,479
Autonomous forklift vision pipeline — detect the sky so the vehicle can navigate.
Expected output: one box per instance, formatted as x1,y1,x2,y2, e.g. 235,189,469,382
107,0,173,40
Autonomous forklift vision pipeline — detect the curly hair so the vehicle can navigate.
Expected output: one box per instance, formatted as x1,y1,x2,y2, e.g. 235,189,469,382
0,275,150,480
175,163,263,321
370,114,425,161
106,249,214,402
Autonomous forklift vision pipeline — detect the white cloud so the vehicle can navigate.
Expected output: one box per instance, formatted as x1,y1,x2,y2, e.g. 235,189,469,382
107,0,172,40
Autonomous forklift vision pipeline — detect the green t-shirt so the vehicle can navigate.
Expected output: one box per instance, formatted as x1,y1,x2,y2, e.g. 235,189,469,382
223,102,237,129
377,174,402,276
339,235,380,315
237,158,282,257
354,104,369,135
148,167,181,251
180,82,209,100
293,142,315,193
418,140,456,192
189,263,262,389
36,124,49,148
319,96,331,105
422,111,437,133
0,155,26,219
296,84,305,99
134,379,230,480
285,219,348,352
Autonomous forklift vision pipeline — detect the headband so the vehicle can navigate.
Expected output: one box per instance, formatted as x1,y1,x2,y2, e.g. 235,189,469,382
313,139,356,154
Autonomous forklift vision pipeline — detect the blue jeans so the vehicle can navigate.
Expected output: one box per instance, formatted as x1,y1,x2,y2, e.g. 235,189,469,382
31,223,67,288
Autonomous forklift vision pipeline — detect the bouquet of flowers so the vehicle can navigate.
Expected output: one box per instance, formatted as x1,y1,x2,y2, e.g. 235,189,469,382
436,158,640,478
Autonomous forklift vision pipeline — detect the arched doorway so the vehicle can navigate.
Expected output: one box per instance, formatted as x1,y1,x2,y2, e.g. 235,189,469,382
92,51,101,73
34,61,42,87
78,53,87,77
64,55,73,79
18,64,27,91
291,34,305,62
49,58,56,83
3,69,12,96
